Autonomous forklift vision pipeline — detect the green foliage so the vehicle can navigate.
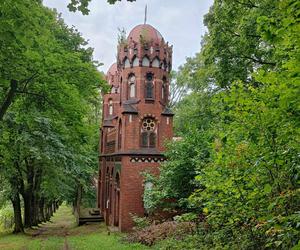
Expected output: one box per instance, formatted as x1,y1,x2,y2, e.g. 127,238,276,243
0,203,14,231
117,28,128,47
145,0,300,249
131,214,151,230
0,0,107,231
173,212,198,223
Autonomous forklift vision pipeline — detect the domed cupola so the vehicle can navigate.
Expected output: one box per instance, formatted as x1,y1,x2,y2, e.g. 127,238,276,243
127,24,163,44
117,24,172,72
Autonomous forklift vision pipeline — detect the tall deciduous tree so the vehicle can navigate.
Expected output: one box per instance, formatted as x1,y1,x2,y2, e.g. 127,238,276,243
0,0,106,233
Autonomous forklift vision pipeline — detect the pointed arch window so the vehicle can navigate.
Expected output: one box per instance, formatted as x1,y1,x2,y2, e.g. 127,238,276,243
145,73,154,99
162,77,168,103
132,57,139,67
118,120,122,149
124,58,130,68
141,118,156,148
128,74,136,98
152,58,160,68
142,57,150,67
108,99,113,115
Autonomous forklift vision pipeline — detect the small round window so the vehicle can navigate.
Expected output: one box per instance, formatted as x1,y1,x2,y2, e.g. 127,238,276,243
142,118,155,131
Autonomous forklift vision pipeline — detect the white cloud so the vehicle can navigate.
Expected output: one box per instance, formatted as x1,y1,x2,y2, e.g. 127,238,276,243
43,0,213,72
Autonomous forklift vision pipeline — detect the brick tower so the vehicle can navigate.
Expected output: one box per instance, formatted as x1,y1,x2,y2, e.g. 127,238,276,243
98,23,173,231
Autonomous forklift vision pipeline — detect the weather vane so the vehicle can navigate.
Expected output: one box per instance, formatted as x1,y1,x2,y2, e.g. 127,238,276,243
144,5,147,24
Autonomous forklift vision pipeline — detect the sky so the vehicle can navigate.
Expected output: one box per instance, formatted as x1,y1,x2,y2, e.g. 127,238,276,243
43,0,214,73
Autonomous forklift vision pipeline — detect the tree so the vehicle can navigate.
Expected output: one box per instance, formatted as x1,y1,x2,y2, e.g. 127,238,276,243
145,0,300,248
0,0,106,233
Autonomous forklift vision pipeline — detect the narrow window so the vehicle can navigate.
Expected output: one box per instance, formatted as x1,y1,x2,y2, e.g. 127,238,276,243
118,120,122,149
149,132,156,148
128,74,136,98
124,58,130,68
145,73,153,99
108,99,113,115
162,77,167,103
141,132,148,147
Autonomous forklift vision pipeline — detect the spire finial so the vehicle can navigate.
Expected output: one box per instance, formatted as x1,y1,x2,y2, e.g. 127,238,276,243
144,5,147,24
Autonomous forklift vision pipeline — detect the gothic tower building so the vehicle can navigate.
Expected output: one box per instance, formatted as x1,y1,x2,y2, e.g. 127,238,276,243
98,23,173,231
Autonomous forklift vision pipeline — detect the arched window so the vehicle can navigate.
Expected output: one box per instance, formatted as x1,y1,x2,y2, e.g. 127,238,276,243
128,74,136,98
108,99,113,115
141,118,156,148
145,73,154,99
142,57,150,67
132,57,139,67
124,58,130,68
161,84,165,100
152,58,160,68
118,120,122,149
162,60,167,71
162,77,167,102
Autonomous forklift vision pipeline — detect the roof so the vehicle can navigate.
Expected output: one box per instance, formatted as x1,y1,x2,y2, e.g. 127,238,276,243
161,106,174,116
102,115,118,127
127,24,163,44
122,104,138,114
102,120,114,127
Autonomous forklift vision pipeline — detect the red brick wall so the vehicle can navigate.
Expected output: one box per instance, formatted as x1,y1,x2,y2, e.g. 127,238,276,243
98,24,173,232
119,156,160,231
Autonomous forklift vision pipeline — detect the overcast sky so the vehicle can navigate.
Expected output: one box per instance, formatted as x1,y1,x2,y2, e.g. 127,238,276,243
43,0,213,73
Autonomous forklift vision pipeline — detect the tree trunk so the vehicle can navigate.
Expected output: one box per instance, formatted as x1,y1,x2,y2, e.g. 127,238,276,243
11,193,24,233
23,193,32,228
53,201,56,213
49,202,53,217
39,197,46,222
0,79,18,121
45,204,50,221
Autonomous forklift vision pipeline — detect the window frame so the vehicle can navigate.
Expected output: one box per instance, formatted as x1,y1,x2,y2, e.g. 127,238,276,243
145,73,154,100
140,118,157,148
108,99,113,115
128,74,136,99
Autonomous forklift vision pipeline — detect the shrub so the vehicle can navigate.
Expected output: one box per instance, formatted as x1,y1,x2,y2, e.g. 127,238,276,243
126,221,196,246
130,214,151,230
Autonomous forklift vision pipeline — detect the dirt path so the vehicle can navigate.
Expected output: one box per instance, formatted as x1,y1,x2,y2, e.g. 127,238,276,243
29,205,76,238
25,205,105,249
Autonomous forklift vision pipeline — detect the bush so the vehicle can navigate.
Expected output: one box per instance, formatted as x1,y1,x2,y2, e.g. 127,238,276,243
174,212,198,222
126,221,196,246
131,214,151,230
0,204,14,232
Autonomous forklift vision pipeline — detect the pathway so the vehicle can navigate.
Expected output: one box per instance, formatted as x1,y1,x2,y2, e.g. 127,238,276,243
0,205,146,250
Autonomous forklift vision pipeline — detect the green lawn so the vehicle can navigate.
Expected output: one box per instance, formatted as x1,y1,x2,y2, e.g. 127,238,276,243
0,205,148,250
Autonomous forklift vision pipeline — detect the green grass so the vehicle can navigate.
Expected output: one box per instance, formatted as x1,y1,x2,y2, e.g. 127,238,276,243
0,205,148,250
